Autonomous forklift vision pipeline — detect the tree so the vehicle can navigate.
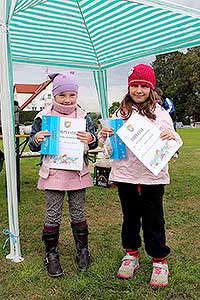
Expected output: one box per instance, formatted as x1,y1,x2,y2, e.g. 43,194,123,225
109,101,120,116
88,112,101,131
152,46,200,123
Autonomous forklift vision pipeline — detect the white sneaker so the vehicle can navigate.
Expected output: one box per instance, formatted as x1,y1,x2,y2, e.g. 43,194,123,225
150,262,169,286
117,254,140,279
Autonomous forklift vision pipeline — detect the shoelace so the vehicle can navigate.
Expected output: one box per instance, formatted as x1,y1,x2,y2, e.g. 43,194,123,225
154,267,162,275
123,260,132,266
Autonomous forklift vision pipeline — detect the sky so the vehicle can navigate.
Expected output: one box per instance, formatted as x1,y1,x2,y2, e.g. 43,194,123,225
13,0,200,113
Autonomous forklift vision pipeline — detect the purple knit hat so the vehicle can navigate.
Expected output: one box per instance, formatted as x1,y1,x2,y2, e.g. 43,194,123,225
49,71,79,96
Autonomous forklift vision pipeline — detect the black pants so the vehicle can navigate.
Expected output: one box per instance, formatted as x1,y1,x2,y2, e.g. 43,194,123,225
117,182,170,258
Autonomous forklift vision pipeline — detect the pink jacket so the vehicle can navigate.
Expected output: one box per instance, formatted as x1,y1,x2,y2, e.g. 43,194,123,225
109,104,182,185
36,104,93,191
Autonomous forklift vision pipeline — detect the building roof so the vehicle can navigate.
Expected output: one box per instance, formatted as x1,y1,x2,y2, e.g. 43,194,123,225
14,84,40,94
15,80,52,110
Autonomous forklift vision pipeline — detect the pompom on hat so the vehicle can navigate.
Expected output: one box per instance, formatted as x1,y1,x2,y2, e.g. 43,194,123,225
128,64,156,90
49,71,79,96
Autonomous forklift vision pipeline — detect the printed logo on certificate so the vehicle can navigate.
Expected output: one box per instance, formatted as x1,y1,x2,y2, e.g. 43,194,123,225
41,115,86,171
117,113,183,176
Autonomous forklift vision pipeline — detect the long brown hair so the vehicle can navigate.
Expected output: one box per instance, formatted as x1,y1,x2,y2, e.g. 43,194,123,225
116,88,156,120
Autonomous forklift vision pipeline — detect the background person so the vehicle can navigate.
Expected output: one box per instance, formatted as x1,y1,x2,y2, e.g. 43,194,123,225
163,96,176,131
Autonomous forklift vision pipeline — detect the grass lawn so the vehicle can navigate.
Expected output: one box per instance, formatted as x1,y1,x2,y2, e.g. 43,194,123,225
0,129,200,300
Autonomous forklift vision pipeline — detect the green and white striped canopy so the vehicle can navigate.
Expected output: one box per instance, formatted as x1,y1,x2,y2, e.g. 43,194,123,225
10,0,200,70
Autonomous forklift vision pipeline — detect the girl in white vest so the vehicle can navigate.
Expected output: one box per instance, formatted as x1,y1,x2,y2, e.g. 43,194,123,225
29,71,98,277
99,64,182,287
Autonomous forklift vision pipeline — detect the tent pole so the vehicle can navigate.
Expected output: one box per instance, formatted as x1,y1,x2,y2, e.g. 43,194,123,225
0,0,23,262
93,69,109,119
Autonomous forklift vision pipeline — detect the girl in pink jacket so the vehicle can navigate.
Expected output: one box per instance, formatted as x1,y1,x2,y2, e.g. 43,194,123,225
100,64,182,287
29,71,97,277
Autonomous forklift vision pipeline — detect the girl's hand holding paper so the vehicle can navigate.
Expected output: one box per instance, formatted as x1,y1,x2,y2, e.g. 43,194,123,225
99,120,127,160
77,131,93,143
35,130,51,143
100,126,114,138
160,130,175,140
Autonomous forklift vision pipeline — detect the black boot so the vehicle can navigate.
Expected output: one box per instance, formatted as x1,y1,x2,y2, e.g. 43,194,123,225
42,230,63,277
71,222,90,271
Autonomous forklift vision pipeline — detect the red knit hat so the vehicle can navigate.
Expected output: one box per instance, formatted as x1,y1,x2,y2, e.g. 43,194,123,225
128,64,156,89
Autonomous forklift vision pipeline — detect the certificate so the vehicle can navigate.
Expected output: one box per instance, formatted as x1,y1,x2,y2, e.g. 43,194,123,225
109,119,127,160
116,113,183,176
99,118,127,160
41,115,86,170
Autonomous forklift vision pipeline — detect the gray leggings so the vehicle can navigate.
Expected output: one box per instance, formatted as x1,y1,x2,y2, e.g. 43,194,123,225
44,189,86,225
